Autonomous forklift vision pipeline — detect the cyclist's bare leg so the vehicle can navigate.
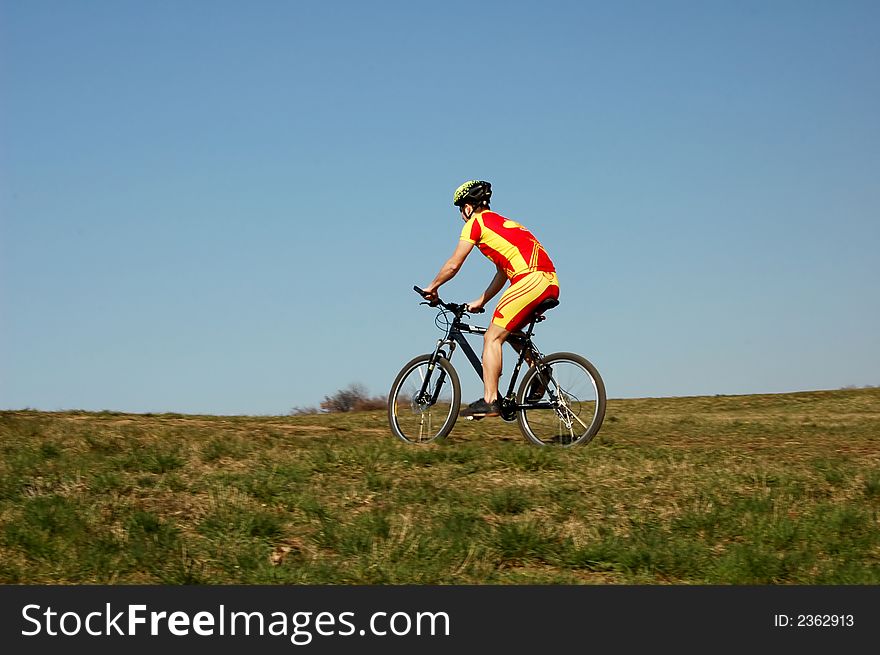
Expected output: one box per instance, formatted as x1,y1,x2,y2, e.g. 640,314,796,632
482,323,509,402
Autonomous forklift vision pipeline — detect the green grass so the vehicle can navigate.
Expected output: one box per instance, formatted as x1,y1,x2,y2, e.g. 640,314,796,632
1,388,879,584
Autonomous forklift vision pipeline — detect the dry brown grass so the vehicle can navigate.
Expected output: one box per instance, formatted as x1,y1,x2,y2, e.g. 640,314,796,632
1,388,879,584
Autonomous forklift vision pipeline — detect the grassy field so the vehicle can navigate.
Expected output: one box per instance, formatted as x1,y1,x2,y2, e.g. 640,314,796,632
1,388,879,584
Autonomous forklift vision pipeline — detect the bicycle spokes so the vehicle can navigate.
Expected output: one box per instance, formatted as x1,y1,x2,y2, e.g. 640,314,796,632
517,353,606,447
389,354,460,445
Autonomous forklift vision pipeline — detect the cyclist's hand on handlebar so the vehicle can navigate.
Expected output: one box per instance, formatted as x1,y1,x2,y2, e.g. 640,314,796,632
415,285,439,305
466,300,486,314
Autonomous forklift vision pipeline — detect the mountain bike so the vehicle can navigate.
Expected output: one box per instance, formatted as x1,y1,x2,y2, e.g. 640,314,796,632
387,286,606,447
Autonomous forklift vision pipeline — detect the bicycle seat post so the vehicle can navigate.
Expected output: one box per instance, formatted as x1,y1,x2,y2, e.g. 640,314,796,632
527,298,559,338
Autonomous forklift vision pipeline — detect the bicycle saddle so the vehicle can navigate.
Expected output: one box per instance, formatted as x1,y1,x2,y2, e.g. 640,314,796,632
534,298,559,315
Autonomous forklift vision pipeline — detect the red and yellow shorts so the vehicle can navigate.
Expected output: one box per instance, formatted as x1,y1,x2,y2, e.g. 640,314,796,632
492,271,560,332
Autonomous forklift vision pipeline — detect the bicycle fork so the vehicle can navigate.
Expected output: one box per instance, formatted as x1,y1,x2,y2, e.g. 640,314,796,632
417,339,456,406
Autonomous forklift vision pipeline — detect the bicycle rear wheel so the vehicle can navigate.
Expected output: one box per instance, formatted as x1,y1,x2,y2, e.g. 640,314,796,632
388,354,461,444
516,352,606,447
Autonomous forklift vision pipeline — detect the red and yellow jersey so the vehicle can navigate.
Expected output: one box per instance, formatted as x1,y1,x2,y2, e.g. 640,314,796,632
460,211,555,281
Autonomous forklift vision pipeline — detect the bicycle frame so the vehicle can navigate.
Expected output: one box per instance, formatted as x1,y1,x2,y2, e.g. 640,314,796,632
420,304,556,413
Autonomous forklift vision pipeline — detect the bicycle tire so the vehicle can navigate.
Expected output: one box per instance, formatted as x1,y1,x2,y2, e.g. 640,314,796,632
388,354,461,444
515,351,606,447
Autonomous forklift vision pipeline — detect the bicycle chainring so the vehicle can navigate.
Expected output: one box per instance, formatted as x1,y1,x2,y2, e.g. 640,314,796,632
500,398,517,423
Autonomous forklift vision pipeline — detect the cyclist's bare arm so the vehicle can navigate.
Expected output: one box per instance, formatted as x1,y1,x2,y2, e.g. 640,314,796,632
468,265,506,311
423,240,474,300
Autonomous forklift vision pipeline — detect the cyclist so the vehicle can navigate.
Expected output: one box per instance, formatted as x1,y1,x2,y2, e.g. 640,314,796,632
421,180,559,419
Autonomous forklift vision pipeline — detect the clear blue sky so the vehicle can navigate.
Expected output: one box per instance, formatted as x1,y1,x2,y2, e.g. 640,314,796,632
2,0,878,415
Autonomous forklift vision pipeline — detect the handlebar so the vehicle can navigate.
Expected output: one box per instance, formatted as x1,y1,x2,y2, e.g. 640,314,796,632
413,286,485,315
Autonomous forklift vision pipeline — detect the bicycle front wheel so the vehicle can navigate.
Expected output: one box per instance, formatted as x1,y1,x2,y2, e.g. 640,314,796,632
516,352,606,447
388,354,461,444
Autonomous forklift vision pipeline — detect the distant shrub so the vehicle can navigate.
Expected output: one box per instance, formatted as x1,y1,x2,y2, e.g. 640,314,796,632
290,384,386,415
351,395,387,412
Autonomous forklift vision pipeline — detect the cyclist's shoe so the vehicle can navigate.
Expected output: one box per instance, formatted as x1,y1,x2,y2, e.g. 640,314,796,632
526,366,553,403
460,398,501,420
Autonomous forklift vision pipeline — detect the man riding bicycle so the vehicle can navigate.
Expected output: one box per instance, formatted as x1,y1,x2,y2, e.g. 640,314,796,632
421,180,560,419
